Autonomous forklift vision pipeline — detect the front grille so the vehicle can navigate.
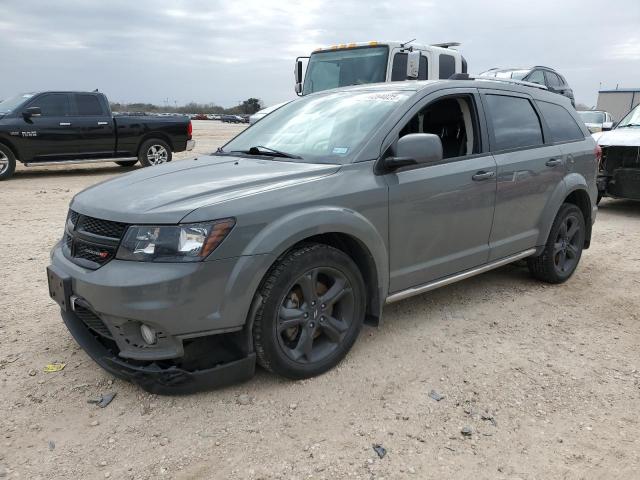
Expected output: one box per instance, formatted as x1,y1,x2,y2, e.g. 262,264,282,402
77,215,127,239
74,303,113,339
64,210,128,269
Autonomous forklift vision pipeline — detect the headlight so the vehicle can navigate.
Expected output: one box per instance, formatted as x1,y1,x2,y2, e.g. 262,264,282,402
116,218,235,262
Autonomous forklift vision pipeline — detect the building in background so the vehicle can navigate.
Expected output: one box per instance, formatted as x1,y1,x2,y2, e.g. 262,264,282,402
596,88,640,122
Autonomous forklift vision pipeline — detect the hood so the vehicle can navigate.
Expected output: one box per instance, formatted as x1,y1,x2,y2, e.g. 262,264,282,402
593,127,640,147
71,155,340,224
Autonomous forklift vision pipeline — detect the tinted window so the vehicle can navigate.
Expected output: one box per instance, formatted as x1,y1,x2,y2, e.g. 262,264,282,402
485,95,543,150
527,70,545,85
545,71,562,88
439,54,455,79
537,101,584,142
75,94,105,115
391,54,428,81
30,94,70,117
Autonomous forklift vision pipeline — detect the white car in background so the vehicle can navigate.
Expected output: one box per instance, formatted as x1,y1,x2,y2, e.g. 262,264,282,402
592,104,640,203
249,101,290,124
577,110,614,133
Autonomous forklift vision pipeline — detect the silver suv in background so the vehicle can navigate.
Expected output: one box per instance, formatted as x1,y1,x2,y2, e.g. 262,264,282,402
480,66,575,106
47,79,597,393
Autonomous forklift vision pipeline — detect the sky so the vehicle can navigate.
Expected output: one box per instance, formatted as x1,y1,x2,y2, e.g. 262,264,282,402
1,0,639,108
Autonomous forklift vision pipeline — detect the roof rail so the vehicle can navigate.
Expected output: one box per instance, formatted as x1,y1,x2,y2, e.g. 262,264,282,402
431,42,460,48
468,75,549,90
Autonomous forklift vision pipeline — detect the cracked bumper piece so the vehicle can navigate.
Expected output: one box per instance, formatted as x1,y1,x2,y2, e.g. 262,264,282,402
61,308,255,395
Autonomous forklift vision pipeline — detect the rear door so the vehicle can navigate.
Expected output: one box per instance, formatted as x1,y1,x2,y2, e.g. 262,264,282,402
481,90,565,260
385,88,497,292
17,93,77,161
67,93,116,157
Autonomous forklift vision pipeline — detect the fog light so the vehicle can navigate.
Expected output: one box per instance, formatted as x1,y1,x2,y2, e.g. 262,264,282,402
140,324,157,345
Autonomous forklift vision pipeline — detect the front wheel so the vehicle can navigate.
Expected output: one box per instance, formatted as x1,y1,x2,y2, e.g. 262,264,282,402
138,139,172,167
253,244,366,379
0,144,17,181
527,203,585,284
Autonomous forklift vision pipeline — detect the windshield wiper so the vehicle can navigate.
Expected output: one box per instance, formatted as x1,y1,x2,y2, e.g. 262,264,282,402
618,123,640,128
231,145,302,159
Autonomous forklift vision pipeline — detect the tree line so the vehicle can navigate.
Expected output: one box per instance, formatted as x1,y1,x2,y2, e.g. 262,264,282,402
110,98,263,115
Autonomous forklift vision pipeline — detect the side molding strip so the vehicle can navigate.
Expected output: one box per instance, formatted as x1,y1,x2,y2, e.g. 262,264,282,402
385,249,537,304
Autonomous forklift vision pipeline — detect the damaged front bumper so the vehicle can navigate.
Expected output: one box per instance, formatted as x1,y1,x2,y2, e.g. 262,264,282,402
61,306,255,395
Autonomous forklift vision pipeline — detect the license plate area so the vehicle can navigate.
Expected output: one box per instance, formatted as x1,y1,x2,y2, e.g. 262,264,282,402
47,266,72,311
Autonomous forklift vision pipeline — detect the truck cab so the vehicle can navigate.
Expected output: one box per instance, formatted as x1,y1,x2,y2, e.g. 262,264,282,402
295,41,467,95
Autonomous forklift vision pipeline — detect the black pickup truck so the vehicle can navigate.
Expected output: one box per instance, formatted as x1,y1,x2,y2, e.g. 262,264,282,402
0,91,194,180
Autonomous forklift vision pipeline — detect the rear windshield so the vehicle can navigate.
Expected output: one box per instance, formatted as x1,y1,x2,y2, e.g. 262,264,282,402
577,111,605,124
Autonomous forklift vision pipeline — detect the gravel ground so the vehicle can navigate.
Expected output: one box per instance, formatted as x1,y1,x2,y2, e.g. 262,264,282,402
1,121,639,479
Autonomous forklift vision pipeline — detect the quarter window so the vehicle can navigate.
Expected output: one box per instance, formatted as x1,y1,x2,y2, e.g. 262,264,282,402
75,94,105,116
438,54,456,79
29,94,70,117
537,101,584,143
485,95,543,150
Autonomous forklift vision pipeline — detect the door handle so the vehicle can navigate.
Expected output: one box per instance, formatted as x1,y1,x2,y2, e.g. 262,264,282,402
545,158,562,167
97,121,109,126
472,170,495,181
59,122,71,126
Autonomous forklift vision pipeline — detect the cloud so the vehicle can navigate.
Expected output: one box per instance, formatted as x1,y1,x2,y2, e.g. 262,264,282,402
0,0,638,106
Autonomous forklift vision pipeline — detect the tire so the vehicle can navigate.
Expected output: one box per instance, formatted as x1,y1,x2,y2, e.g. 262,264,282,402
253,243,366,379
115,160,138,167
527,203,586,284
138,139,172,167
0,144,17,181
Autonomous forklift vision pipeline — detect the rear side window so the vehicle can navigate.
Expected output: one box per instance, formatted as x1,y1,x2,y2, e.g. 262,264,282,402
527,70,545,85
545,71,563,88
391,53,428,81
30,94,70,117
485,94,543,151
536,101,584,143
439,54,455,79
75,94,105,116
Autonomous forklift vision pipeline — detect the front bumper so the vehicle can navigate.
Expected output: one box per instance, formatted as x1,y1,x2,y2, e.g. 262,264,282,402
62,307,255,394
186,139,195,151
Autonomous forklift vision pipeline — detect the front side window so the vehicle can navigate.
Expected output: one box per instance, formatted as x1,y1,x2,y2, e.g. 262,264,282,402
223,90,412,164
29,94,70,117
485,94,543,151
391,53,428,81
399,95,480,159
537,101,584,143
302,46,389,95
75,94,105,116
527,70,545,85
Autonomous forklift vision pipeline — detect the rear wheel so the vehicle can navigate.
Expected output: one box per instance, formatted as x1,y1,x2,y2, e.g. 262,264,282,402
253,244,366,379
115,160,138,167
527,203,585,284
138,139,172,167
0,144,16,181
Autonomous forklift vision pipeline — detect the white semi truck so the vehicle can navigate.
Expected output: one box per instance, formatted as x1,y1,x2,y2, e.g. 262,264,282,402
250,40,467,123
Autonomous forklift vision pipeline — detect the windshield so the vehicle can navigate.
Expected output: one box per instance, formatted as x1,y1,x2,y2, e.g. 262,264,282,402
302,46,389,95
617,104,640,128
222,90,412,164
577,111,605,124
0,93,35,114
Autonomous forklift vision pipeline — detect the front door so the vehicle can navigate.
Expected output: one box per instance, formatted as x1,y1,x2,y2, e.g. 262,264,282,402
385,89,497,293
67,93,116,157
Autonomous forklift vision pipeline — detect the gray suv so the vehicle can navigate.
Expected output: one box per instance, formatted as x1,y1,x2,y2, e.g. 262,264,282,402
47,79,598,393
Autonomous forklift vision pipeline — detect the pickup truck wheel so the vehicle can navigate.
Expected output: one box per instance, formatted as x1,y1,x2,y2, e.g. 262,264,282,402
139,139,172,167
527,203,585,284
253,244,366,379
0,145,16,181
115,160,138,167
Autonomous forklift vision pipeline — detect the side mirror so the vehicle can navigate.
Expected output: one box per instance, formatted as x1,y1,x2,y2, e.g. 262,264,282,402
294,60,303,95
385,134,443,171
23,106,41,119
602,121,613,131
406,51,420,79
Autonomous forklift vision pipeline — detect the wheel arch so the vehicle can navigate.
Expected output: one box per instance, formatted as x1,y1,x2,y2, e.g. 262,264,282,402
0,138,20,161
136,133,174,155
563,188,593,249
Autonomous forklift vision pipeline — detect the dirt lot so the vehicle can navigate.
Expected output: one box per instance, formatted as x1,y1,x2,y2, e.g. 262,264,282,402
1,121,639,479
